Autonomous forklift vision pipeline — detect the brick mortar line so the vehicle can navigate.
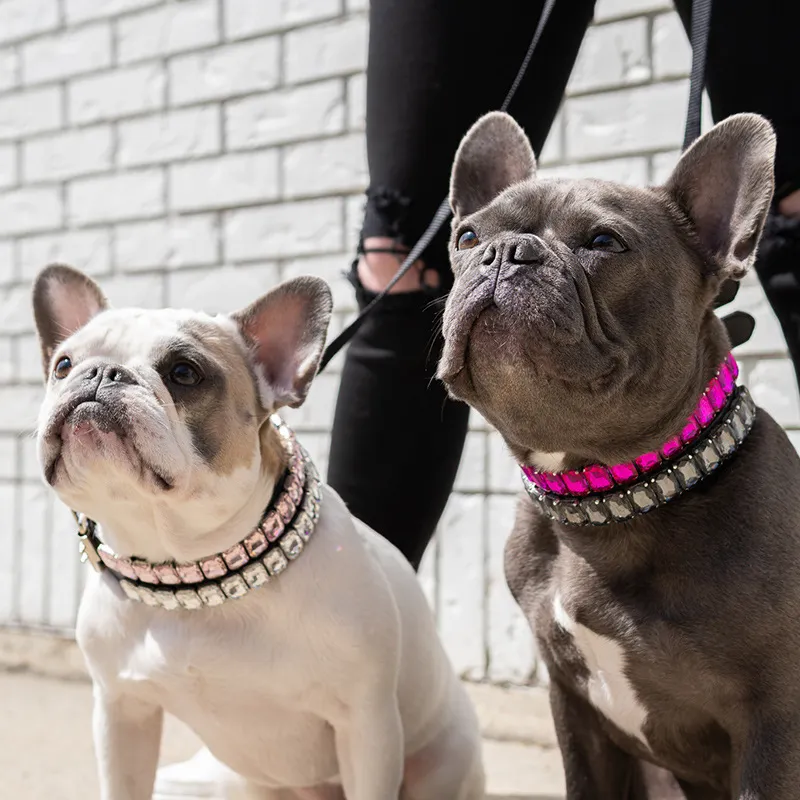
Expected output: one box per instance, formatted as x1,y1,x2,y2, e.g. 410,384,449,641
12,132,362,173
0,4,365,53
564,73,689,101
0,55,365,105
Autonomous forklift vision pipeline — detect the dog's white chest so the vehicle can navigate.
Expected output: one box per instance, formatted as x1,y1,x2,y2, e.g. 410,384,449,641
553,593,650,747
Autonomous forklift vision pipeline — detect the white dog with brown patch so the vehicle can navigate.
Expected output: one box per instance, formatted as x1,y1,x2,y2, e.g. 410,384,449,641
32,264,484,800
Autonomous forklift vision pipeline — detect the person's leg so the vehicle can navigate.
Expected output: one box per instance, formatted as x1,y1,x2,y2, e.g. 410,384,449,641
673,0,800,389
327,0,597,568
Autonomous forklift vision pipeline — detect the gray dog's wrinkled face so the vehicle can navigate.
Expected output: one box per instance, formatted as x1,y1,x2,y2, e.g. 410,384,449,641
439,112,775,466
33,266,332,525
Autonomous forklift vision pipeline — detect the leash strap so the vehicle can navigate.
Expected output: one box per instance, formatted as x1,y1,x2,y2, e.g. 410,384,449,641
683,0,712,150
318,0,558,373
320,0,713,373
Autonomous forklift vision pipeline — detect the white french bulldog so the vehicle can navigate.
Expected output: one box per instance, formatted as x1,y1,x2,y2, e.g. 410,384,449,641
32,264,484,800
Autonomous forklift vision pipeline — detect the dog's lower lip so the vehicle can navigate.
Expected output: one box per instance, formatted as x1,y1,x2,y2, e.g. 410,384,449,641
151,468,173,491
44,455,59,486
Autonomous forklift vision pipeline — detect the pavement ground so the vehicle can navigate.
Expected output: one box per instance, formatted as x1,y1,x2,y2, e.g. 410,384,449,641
0,631,565,800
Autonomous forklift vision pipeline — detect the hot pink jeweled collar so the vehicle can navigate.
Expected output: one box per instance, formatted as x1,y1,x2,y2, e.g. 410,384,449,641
521,355,758,526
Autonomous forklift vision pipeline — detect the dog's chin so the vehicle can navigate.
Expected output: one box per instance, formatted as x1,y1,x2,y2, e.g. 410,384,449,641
442,304,576,389
46,407,174,493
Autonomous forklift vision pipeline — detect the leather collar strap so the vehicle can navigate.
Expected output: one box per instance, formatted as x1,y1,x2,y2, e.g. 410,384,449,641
521,382,757,527
523,355,740,496
74,416,321,610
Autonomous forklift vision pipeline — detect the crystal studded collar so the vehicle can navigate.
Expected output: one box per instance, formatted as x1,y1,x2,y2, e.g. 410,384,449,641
72,415,321,610
521,355,757,526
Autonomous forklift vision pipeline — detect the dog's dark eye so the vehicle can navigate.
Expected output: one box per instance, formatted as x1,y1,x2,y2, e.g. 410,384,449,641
457,230,480,250
168,362,203,387
53,356,72,379
588,233,625,252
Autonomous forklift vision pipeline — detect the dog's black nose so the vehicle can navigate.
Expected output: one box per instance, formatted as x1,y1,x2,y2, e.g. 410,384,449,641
99,364,137,387
509,236,546,265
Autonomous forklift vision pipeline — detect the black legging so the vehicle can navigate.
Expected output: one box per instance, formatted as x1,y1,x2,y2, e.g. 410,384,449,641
327,0,800,568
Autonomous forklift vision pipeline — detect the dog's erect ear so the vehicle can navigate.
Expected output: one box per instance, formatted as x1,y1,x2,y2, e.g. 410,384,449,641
32,264,109,378
664,113,776,281
450,111,537,218
232,276,333,411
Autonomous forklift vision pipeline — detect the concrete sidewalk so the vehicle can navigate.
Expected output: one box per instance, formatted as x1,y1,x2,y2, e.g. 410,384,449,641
0,632,565,799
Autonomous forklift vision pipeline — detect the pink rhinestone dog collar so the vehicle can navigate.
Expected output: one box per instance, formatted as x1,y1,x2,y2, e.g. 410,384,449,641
521,355,757,526
73,415,321,610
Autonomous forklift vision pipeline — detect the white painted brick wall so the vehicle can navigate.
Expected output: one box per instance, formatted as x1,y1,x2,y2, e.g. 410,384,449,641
23,126,113,182
68,169,164,225
69,64,166,124
117,0,219,64
0,0,796,686
0,87,62,139
118,107,221,167
21,24,113,85
169,38,280,105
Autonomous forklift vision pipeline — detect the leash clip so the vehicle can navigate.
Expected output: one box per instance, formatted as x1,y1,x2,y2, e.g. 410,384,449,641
74,511,105,573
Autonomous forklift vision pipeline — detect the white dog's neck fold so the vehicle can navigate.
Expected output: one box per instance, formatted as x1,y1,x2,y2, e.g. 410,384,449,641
88,423,287,565
94,468,279,564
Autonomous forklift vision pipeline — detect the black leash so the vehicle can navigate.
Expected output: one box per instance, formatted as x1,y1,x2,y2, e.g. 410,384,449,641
683,0,712,150
319,0,712,374
318,0,558,372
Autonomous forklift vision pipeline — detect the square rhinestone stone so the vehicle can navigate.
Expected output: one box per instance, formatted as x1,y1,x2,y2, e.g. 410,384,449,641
562,501,586,526
725,414,747,444
307,495,320,523
176,562,204,584
584,464,614,492
696,395,715,426
222,543,249,570
198,584,226,607
675,456,702,488
634,452,661,474
653,470,681,501
728,412,746,443
629,484,658,513
581,498,610,525
542,497,561,520
154,590,180,610
543,473,568,494
694,441,721,474
138,587,160,607
264,548,288,576
221,574,249,599
280,531,304,560
286,475,303,503
610,462,638,485
277,495,295,524
114,557,138,581
133,561,159,584
294,511,313,541
606,493,634,521
707,377,726,411
713,425,737,458
200,555,227,580
242,561,270,588
176,589,203,610
262,512,285,543
738,395,756,429
153,564,181,585
244,528,268,557
97,544,118,571
119,579,141,602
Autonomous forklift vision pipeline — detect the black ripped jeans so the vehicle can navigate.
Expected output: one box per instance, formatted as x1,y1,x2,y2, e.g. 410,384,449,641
327,0,800,569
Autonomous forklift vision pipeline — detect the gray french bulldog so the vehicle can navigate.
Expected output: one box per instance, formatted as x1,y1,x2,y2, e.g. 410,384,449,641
438,110,800,799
